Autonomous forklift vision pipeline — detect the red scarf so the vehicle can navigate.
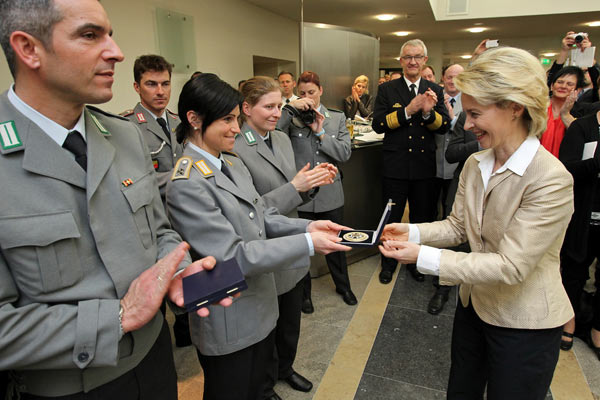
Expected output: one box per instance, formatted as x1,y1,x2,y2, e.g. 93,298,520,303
540,104,565,158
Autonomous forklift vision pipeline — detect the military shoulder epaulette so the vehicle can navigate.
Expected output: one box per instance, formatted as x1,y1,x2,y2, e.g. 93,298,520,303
120,109,134,117
171,157,194,180
167,109,178,117
222,150,239,158
327,108,343,114
86,105,128,121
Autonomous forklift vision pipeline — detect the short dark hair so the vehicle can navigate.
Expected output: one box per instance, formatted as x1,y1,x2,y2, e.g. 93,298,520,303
0,0,63,78
176,73,243,144
422,65,435,76
133,54,172,83
298,71,321,88
551,66,585,90
278,71,294,80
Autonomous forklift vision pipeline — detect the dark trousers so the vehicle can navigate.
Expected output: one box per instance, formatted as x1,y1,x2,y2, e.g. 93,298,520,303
561,224,600,331
447,302,561,400
299,206,350,299
433,177,453,219
380,177,438,273
21,320,177,400
198,329,275,400
263,280,303,397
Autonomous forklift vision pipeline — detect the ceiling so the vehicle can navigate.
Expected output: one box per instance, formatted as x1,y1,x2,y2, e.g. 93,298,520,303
244,0,600,66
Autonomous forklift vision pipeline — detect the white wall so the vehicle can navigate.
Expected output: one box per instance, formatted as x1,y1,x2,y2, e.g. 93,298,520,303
0,0,299,114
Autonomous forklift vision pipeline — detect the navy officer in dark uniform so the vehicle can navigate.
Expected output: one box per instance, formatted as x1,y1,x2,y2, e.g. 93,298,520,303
373,39,450,284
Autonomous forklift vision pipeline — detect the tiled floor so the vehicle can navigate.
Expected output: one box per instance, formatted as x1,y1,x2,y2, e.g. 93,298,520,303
170,255,600,399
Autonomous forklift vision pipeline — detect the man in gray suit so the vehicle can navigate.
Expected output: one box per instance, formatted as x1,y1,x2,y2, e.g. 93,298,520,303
0,1,227,398
122,54,183,206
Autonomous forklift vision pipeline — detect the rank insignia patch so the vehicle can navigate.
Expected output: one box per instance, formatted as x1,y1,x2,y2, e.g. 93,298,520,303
122,178,133,187
0,120,21,150
136,113,147,123
243,131,256,144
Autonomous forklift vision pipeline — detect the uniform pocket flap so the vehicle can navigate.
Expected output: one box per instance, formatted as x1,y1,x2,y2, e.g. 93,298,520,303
0,211,80,249
121,172,154,213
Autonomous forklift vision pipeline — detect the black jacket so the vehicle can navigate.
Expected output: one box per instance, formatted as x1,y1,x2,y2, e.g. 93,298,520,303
558,112,600,261
373,78,450,179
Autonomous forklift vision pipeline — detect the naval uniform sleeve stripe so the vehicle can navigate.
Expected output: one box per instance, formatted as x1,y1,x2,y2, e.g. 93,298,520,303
426,111,443,131
386,111,400,130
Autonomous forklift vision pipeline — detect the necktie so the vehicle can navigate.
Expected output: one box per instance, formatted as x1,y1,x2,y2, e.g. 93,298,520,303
63,130,87,171
221,161,234,183
156,118,171,143
449,98,456,108
264,135,273,152
409,83,417,99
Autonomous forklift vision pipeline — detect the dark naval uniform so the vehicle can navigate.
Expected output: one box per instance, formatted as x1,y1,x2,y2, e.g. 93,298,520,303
372,78,450,275
121,103,182,205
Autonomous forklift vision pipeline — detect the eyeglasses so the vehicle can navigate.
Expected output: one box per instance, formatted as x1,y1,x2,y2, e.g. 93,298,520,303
401,55,425,62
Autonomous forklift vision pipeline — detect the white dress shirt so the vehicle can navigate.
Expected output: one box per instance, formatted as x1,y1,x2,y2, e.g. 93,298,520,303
410,136,541,275
8,85,86,153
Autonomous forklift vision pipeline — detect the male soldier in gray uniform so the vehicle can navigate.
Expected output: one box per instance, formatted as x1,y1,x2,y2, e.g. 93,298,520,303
122,54,183,205
0,1,228,399
122,54,190,347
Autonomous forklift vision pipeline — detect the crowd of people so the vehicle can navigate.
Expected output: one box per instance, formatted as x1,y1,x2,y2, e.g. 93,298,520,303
0,1,599,399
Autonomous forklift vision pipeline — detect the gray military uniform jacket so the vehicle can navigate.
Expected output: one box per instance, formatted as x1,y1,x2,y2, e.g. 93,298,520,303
166,147,311,356
234,124,312,294
0,93,186,396
277,105,351,213
123,103,183,204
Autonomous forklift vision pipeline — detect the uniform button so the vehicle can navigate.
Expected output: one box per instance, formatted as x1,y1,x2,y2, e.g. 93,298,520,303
173,153,177,157
408,136,412,139
409,123,413,126
421,136,425,139
316,162,320,165
316,151,319,155
409,149,412,152
259,230,263,236
249,212,255,219
420,122,424,126
421,150,424,153
299,133,303,137
380,122,384,126
331,135,335,138
78,352,89,363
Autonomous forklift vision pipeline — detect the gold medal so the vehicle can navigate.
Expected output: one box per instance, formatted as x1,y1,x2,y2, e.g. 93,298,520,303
343,231,369,242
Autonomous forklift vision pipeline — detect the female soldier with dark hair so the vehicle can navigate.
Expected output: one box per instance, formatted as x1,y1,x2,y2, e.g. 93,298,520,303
277,71,354,312
166,73,350,400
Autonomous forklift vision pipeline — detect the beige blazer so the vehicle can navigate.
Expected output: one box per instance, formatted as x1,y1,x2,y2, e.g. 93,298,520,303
418,145,575,329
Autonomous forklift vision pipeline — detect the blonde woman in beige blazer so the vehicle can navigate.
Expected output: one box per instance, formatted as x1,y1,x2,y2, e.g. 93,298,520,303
379,47,575,400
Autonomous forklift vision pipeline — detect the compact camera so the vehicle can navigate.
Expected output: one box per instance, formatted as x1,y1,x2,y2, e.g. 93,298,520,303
569,32,588,43
299,109,316,125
